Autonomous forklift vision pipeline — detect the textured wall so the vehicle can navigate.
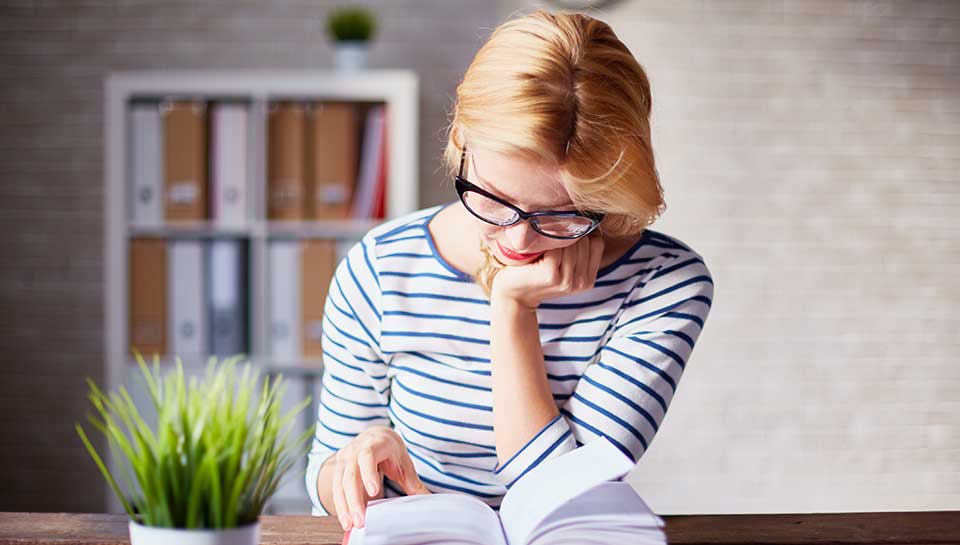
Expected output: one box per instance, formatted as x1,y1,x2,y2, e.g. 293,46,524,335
1,0,957,515
0,0,498,512
501,0,960,512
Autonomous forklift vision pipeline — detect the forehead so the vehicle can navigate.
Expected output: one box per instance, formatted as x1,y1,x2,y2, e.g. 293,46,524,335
467,147,574,209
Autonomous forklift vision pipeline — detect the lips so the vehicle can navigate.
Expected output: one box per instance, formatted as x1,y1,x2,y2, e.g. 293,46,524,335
497,241,543,261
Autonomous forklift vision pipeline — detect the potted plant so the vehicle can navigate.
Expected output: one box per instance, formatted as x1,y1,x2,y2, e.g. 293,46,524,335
76,353,314,545
326,5,377,70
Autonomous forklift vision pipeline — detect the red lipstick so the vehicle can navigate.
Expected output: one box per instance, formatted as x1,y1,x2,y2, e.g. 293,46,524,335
497,241,543,261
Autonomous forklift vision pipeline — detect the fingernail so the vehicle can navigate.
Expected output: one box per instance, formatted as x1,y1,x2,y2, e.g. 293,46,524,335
365,480,376,495
340,514,350,530
354,512,363,527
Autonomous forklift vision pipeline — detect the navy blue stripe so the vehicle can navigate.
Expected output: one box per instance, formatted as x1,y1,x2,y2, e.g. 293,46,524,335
571,393,649,450
539,290,632,310
360,239,381,290
392,395,493,431
321,383,388,408
629,337,687,371
374,219,430,242
390,364,491,392
626,276,713,309
603,345,678,392
406,448,496,489
382,330,490,345
592,362,669,412
319,398,389,422
560,409,638,463
393,376,492,411
419,474,502,498
319,347,387,380
494,414,562,475
579,373,661,430
404,351,491,376
380,271,464,282
346,252,381,321
384,309,489,326
651,257,703,280
505,429,573,488
332,275,378,345
665,311,704,329
381,252,435,259
378,234,426,245
389,408,497,452
382,291,489,305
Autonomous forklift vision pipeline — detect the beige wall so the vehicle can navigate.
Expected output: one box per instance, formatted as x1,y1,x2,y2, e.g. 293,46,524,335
500,0,960,513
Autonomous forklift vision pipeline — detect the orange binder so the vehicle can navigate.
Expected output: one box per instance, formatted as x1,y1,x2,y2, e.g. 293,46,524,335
163,101,207,221
307,102,359,220
129,238,167,358
267,102,307,220
301,239,338,357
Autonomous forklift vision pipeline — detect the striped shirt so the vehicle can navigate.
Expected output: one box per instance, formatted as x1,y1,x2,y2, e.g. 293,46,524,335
305,202,714,516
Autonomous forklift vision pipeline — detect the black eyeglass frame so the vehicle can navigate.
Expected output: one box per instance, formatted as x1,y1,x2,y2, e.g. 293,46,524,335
454,145,605,240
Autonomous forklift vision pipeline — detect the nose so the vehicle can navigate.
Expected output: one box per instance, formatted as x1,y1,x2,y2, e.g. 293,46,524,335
503,220,540,252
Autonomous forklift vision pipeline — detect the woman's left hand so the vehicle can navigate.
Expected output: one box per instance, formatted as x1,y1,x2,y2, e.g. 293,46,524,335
490,233,605,310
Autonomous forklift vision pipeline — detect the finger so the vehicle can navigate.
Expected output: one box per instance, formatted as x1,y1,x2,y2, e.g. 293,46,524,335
342,458,368,528
382,451,429,496
559,244,577,288
330,456,351,531
573,237,590,287
588,236,605,286
357,444,381,497
540,247,563,284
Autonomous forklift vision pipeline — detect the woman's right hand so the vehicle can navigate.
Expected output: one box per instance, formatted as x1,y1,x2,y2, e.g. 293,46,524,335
329,425,431,531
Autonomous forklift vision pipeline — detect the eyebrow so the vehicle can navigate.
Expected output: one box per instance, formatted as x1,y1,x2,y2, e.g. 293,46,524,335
472,165,576,211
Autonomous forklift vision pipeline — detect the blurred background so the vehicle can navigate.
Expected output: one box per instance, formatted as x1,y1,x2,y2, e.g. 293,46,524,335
0,0,957,515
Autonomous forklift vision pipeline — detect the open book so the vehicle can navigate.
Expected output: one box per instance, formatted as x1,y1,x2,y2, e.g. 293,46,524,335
343,437,666,545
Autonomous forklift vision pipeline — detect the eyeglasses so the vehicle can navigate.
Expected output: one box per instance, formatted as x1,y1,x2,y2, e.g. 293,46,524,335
454,145,604,240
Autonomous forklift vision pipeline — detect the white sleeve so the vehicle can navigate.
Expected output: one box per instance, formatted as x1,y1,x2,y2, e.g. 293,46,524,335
305,236,391,516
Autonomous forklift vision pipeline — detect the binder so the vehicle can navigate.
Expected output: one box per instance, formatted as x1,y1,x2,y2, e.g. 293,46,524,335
301,239,338,357
268,241,301,361
307,102,358,220
371,105,388,219
267,102,307,220
163,100,208,222
207,239,248,358
352,105,385,219
211,103,249,226
129,102,163,226
129,238,167,358
168,240,206,362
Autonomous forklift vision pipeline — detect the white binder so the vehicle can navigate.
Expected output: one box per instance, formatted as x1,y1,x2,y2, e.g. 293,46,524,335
211,103,249,226
207,239,247,358
269,241,302,362
168,240,207,363
129,103,163,226
351,105,385,219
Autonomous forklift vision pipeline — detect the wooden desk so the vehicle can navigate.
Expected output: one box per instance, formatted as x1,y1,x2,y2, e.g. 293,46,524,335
1,511,958,544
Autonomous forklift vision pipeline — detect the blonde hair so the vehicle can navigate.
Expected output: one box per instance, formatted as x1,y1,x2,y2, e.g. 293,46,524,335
442,10,665,298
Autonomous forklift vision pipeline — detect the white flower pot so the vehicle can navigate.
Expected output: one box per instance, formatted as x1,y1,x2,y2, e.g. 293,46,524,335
334,40,369,70
128,520,261,545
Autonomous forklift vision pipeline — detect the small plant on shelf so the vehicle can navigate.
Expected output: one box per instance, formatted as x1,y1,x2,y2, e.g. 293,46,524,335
326,5,377,42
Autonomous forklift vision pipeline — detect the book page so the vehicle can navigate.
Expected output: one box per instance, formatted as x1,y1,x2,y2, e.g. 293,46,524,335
347,492,508,545
525,481,666,545
498,437,636,545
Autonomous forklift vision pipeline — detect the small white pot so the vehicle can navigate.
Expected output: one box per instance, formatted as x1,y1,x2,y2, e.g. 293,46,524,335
334,40,369,70
129,520,261,545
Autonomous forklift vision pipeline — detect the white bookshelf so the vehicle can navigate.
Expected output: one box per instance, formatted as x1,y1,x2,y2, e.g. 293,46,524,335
102,70,419,515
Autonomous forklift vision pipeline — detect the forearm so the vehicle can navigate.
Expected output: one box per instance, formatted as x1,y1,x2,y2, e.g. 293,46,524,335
489,295,559,465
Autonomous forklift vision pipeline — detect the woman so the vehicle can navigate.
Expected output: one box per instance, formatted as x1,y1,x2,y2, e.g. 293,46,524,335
305,10,714,532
